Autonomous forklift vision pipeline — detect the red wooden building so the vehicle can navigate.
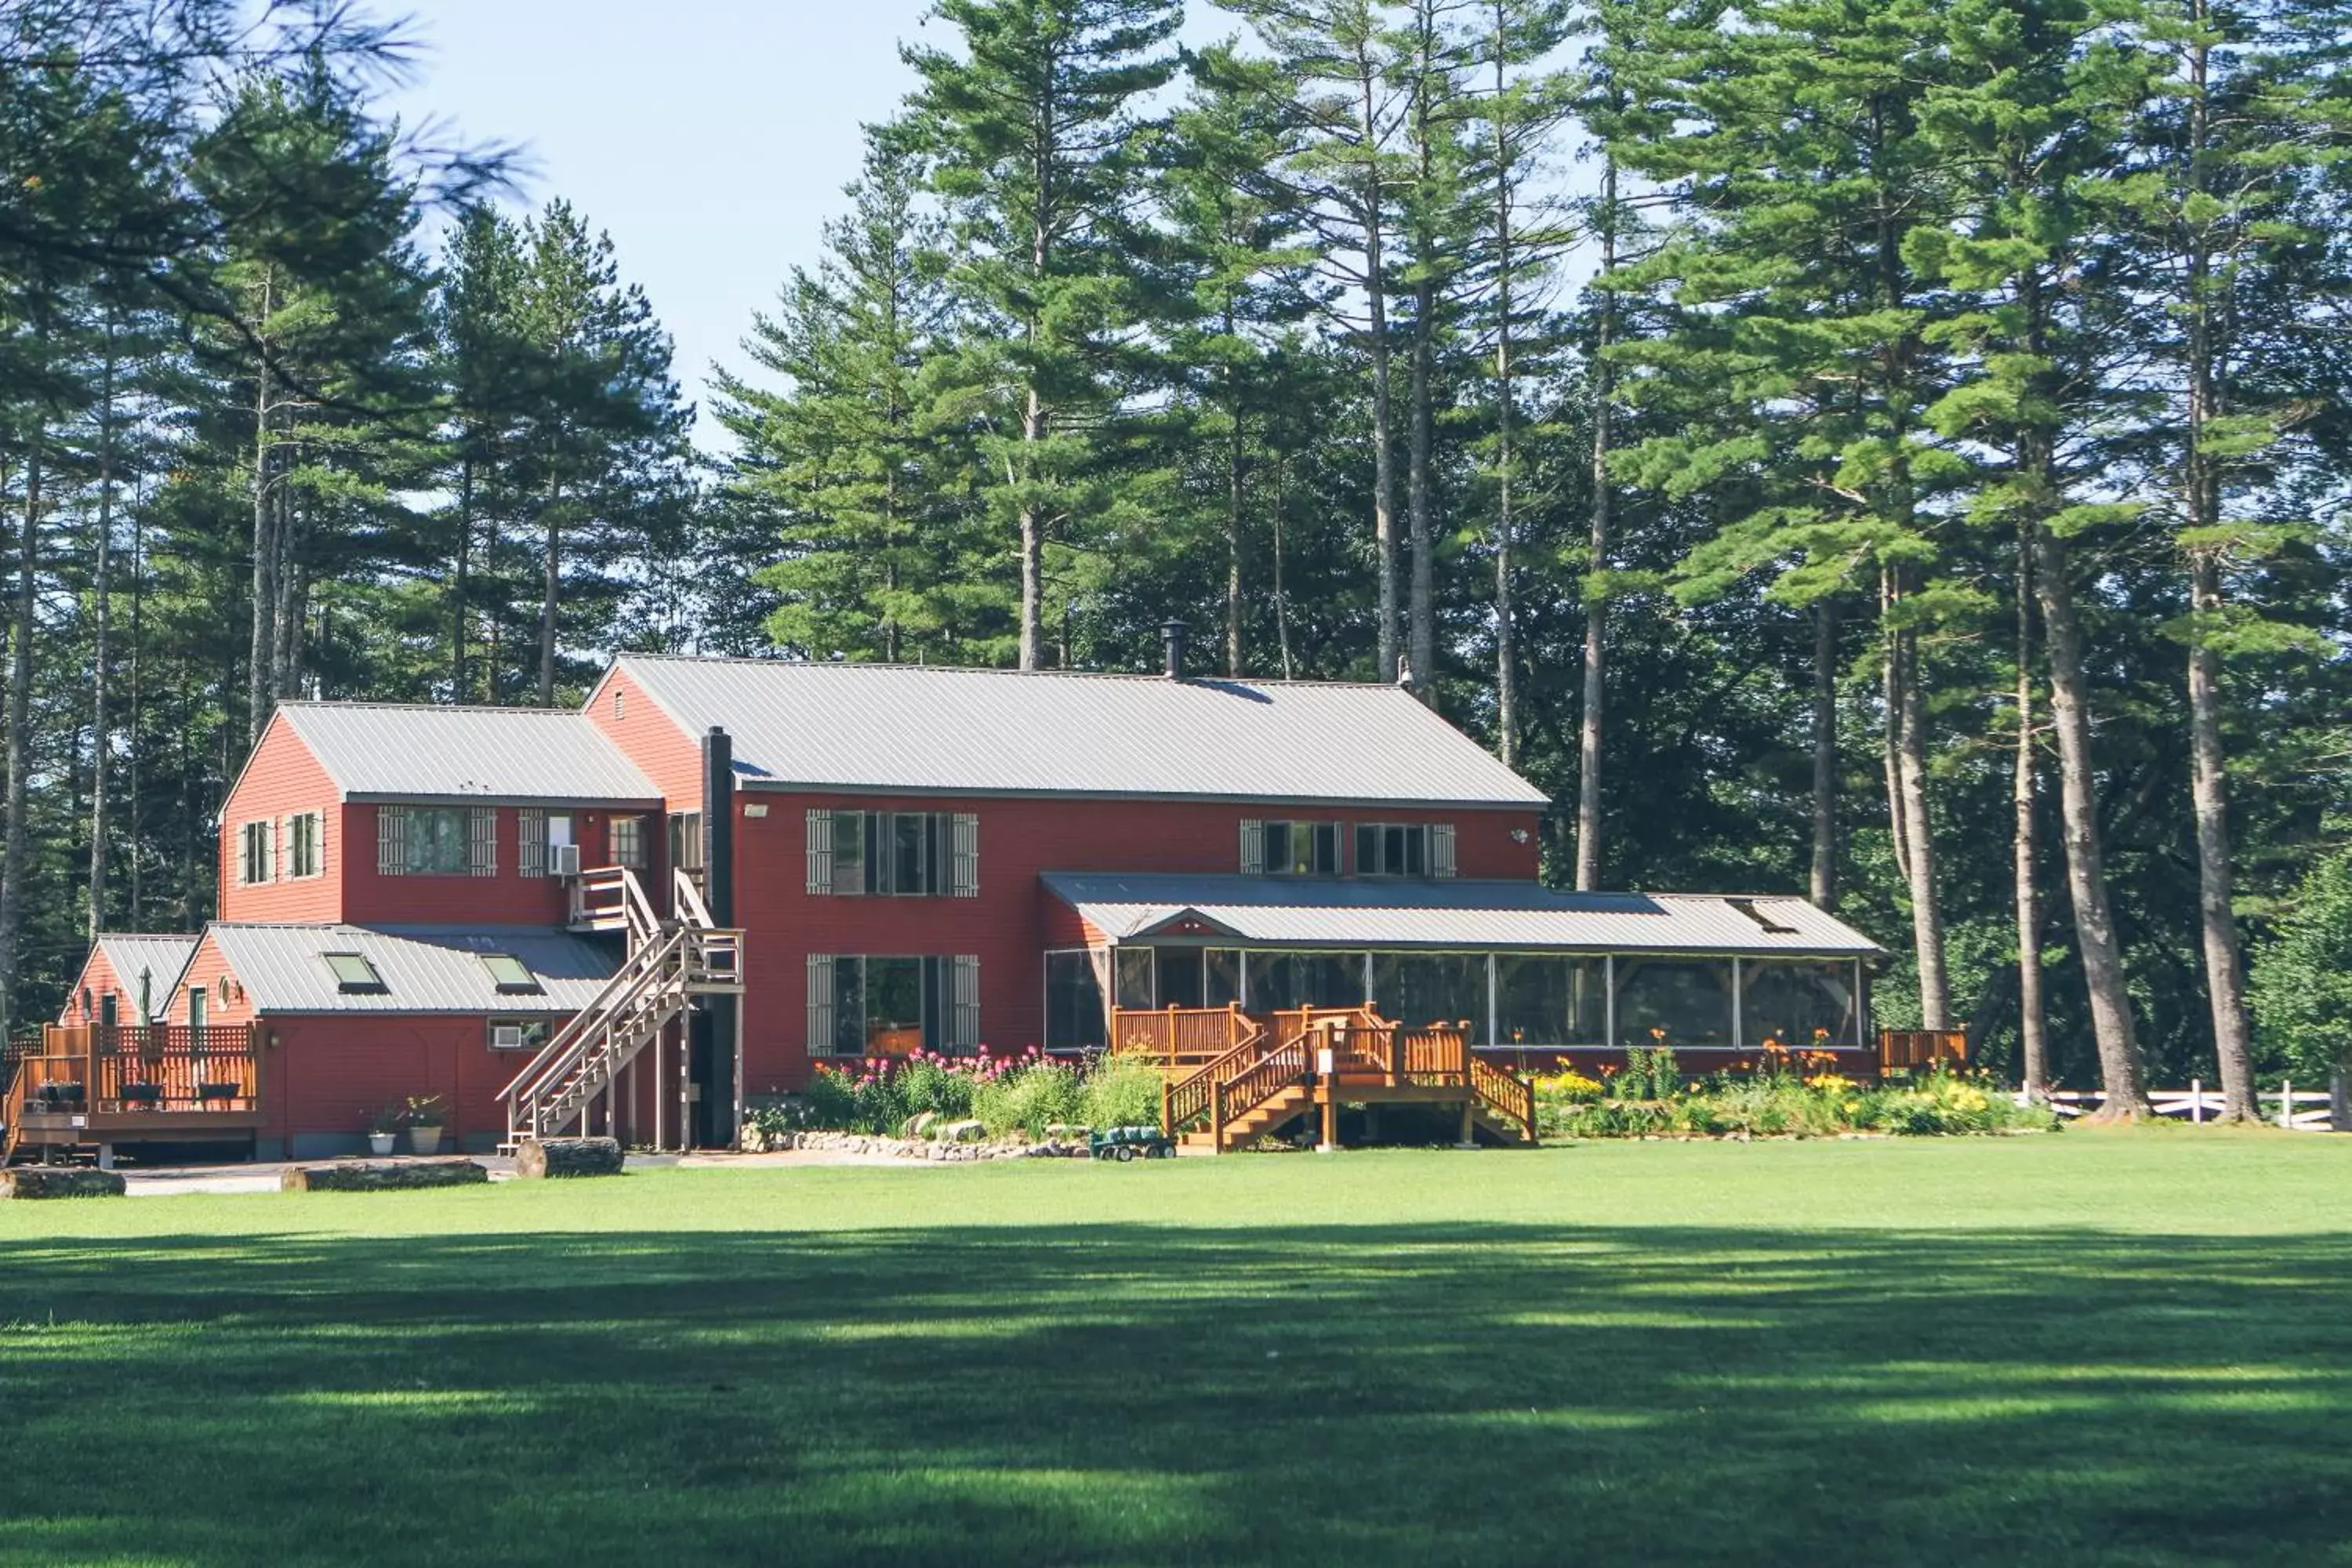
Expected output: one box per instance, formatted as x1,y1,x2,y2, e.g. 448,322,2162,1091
9,632,1881,1163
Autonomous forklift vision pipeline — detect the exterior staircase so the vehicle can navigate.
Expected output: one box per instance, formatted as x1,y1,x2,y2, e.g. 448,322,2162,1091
500,867,743,1149
1162,1007,1535,1152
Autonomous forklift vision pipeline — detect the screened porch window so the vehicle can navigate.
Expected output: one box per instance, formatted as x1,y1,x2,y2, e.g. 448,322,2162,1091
1613,957,1734,1047
1044,950,1106,1053
1495,955,1608,1046
1244,951,1367,1011
1740,960,1860,1049
1371,953,1484,1031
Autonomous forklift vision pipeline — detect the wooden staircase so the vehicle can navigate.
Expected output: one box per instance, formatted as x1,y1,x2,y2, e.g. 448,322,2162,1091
500,868,743,1150
1161,1007,1536,1152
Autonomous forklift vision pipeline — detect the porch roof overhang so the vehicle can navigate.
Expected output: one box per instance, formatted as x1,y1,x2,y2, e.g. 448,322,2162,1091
1040,873,1884,959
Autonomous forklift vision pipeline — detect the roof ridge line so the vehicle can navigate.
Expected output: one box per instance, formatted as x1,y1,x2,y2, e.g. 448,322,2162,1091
619,651,1400,692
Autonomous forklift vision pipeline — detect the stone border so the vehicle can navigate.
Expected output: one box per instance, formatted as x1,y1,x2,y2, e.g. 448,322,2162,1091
753,1129,1088,1163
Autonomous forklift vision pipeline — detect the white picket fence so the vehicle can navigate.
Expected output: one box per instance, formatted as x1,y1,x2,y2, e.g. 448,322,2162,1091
2031,1082,2341,1131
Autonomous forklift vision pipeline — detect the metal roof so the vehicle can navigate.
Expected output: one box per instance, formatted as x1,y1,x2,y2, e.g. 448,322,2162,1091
275,703,661,804
209,924,619,1014
91,935,199,1007
1042,873,1883,956
611,655,1549,808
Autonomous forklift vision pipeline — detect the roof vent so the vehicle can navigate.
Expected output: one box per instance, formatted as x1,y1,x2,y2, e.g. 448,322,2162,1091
1161,621,1188,680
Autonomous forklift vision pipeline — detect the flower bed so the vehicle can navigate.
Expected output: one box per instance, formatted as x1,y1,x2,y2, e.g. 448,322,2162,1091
748,1047,1165,1145
1534,1047,2056,1140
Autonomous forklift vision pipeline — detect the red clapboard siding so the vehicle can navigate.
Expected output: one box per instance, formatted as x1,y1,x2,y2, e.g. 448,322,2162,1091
217,713,343,924
730,793,1543,1094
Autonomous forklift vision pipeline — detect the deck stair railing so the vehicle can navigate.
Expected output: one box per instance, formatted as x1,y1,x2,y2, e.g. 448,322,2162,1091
1155,1005,1537,1149
502,866,743,1148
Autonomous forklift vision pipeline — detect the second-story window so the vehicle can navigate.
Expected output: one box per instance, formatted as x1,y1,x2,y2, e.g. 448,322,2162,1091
805,810,978,896
378,806,497,877
1355,822,1457,878
237,819,274,885
1239,819,1340,877
517,809,577,877
286,812,323,879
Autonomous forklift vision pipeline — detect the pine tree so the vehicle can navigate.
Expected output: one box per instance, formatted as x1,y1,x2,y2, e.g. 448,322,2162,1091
899,0,1182,670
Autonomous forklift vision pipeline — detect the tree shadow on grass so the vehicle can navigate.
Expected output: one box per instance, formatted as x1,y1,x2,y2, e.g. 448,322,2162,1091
2,1222,2350,1566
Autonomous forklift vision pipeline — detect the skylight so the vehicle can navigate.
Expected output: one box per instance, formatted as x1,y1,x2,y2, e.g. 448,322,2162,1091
481,953,542,995
322,952,387,994
1727,898,1802,935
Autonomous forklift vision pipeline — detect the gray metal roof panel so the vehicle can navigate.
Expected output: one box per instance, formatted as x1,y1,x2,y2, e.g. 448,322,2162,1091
93,935,200,993
1041,873,1883,956
210,924,618,1014
615,655,1549,807
276,703,662,804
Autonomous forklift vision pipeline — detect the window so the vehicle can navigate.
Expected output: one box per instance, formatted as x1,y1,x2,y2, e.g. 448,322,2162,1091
322,952,387,995
286,812,323,879
488,1018,551,1052
671,811,704,876
188,985,207,1031
1356,822,1428,877
1740,960,1860,1050
518,810,575,878
808,953,979,1054
1244,951,1368,1011
1613,958,1734,1047
1205,949,1243,1008
1239,819,1340,877
804,810,978,896
97,991,117,1029
237,819,274,885
378,805,494,877
609,815,647,869
480,953,542,995
1371,953,1486,1031
1115,948,1156,1011
1495,955,1608,1047
1044,950,1107,1052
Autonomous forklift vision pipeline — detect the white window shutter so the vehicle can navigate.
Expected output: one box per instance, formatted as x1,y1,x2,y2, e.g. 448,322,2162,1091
379,807,406,876
1432,822,1457,878
805,809,833,895
952,813,979,897
518,808,546,879
952,956,980,1051
1239,818,1265,876
470,807,499,877
806,953,835,1051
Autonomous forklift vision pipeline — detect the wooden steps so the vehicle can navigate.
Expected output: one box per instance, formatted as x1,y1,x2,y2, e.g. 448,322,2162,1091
1178,1084,1314,1151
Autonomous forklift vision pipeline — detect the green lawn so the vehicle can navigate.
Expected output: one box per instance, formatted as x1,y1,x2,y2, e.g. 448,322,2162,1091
3,1131,2349,1566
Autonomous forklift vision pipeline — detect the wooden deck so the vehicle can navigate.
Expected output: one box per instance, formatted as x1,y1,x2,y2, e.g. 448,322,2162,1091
1116,1007,1536,1152
3,1023,263,1163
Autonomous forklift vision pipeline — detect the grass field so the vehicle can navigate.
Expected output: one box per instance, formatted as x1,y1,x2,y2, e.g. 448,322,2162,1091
3,1130,2350,1566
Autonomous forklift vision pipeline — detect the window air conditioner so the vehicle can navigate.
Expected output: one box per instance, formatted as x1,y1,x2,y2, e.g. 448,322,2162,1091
549,843,583,877
492,1024,526,1051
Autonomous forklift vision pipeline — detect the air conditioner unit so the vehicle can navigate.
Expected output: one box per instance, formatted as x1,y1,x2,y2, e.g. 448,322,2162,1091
549,843,582,877
491,1024,526,1051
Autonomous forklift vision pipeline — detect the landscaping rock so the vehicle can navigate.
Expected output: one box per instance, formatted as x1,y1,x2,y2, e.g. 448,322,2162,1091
0,1167,126,1199
281,1159,489,1192
513,1136,625,1179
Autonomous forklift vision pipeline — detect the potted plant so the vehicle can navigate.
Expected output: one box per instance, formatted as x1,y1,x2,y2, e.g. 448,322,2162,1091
405,1094,448,1155
365,1103,402,1156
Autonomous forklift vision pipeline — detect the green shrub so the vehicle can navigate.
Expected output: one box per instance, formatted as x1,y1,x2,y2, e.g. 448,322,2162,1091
973,1060,1084,1139
1079,1053,1164,1132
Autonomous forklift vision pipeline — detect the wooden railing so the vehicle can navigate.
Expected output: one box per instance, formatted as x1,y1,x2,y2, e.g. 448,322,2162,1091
1112,1004,1260,1069
1879,1029,1968,1072
12,1024,260,1114
1469,1056,1536,1141
1163,1022,1274,1131
1206,1033,1312,1152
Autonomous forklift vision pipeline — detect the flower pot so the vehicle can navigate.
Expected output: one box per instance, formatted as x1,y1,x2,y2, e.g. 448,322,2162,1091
408,1123,445,1155
368,1132,397,1156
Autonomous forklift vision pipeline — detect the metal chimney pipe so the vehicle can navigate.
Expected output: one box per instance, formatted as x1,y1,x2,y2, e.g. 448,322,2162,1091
1162,620,1189,680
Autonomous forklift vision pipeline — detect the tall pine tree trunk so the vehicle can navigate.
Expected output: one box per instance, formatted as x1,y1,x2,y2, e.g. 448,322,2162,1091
1404,16,1441,701
1272,449,1294,681
88,328,119,938
127,506,144,926
247,268,279,747
452,447,473,697
1575,157,1616,891
1226,341,1245,677
2180,16,2255,1122
1896,623,1950,1029
538,483,562,706
1356,48,1401,682
2015,526,2049,1101
1486,0,1519,768
2,426,42,1040
1810,600,1837,909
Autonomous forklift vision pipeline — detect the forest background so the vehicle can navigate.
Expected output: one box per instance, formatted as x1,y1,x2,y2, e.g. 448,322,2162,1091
4,0,2350,1119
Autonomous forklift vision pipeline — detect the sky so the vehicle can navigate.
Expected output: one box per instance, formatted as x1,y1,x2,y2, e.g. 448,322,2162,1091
383,1,937,446
383,2,1229,451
